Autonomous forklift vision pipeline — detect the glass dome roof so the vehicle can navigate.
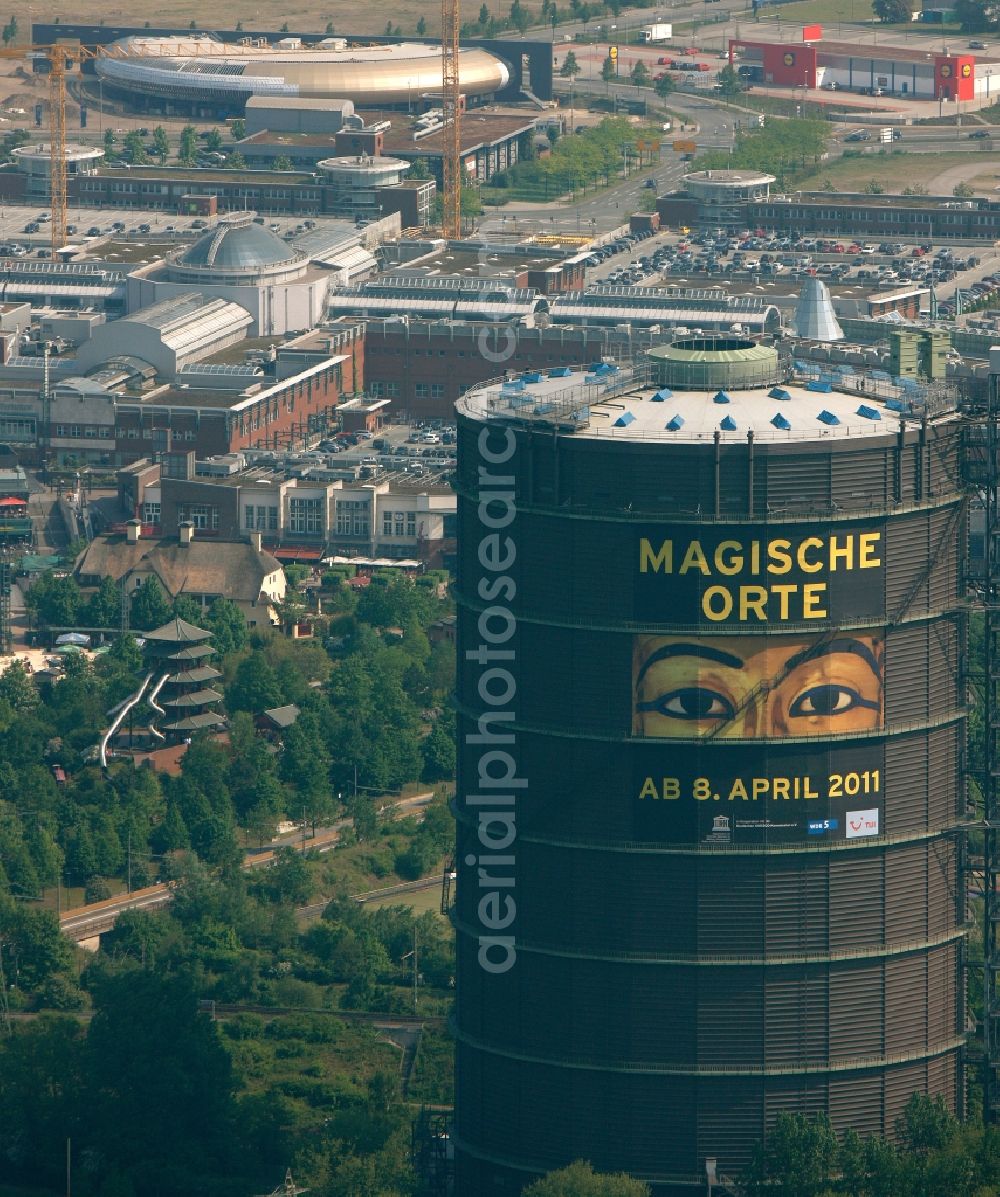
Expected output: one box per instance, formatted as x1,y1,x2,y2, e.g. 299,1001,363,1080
178,216,300,271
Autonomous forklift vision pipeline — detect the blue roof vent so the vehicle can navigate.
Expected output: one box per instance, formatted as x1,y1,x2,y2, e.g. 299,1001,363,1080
651,387,673,402
521,372,543,384
807,379,832,393
720,415,738,431
548,366,573,378
666,415,685,431
771,412,792,431
613,412,636,428
817,409,840,426
769,387,791,400
885,398,905,412
856,404,881,420
712,389,731,405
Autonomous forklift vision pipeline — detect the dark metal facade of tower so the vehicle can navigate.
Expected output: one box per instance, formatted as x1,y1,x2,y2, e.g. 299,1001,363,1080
452,385,968,1194
967,370,1000,1121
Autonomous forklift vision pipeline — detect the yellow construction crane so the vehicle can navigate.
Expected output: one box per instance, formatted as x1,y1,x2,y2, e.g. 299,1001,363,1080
0,39,208,250
440,0,462,240
0,44,85,249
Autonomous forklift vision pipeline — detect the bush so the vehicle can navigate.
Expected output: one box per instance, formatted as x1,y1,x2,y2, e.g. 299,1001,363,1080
223,1012,266,1040
85,877,112,903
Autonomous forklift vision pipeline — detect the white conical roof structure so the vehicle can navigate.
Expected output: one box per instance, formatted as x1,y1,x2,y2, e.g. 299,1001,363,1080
793,276,844,342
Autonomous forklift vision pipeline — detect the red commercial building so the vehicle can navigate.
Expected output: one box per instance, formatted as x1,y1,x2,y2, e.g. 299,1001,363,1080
730,26,981,100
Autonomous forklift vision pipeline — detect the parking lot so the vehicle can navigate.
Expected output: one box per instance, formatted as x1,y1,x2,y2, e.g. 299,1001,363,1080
0,207,344,255
251,421,459,487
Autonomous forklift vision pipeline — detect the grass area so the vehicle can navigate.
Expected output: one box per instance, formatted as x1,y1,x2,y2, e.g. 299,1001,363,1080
221,1011,403,1108
364,885,445,916
795,149,986,193
756,0,874,22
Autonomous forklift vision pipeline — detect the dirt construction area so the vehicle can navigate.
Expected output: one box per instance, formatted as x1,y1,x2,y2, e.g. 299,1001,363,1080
18,1,442,37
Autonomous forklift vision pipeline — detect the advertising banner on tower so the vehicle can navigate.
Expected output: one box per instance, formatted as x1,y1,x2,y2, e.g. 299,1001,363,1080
634,522,887,627
631,521,887,844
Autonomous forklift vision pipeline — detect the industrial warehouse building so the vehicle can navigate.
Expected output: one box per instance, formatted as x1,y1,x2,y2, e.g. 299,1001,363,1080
658,171,1000,240
730,25,998,100
453,342,965,1192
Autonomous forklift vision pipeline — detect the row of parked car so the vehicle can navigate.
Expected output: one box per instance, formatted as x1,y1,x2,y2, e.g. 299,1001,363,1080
582,227,658,268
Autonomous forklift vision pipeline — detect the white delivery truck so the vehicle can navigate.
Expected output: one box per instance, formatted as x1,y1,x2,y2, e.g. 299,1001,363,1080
638,22,672,42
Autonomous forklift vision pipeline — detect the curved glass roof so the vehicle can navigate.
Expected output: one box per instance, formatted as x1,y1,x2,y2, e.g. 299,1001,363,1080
179,219,300,271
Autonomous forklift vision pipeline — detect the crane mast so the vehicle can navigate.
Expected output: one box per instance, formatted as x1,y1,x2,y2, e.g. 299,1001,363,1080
47,48,68,250
441,0,462,239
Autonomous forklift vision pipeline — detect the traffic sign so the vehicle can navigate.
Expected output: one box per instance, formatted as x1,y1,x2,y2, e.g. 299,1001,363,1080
672,139,697,152
609,45,618,60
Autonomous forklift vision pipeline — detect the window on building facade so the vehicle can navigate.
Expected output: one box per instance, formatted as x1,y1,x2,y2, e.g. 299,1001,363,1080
142,502,160,523
289,497,323,534
407,513,416,537
336,499,368,537
382,510,393,536
178,504,218,530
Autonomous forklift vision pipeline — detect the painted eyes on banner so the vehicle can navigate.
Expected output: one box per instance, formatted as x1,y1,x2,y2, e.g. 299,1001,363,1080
637,686,735,722
787,684,879,719
637,682,880,725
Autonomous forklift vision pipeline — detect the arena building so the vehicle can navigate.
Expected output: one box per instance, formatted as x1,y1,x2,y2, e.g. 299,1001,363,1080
453,344,966,1193
92,34,510,112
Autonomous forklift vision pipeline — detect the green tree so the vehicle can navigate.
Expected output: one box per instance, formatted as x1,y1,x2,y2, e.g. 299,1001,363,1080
227,652,283,714
273,155,293,171
1,904,74,993
954,181,975,198
0,661,37,712
416,16,427,34
560,50,581,78
230,117,246,141
227,150,246,170
1,14,17,46
26,570,82,627
744,1112,838,1197
601,54,616,83
873,0,912,19
523,1161,651,1196
84,971,237,1182
204,128,223,152
86,574,122,627
205,597,247,657
178,124,198,164
130,577,171,631
279,710,335,831
123,130,148,165
103,126,117,157
865,178,885,194
717,62,742,100
510,0,531,32
654,72,675,98
325,21,335,34
630,61,651,88
421,714,455,782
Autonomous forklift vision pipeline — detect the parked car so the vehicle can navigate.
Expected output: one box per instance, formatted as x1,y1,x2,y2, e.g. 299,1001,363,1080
971,129,991,139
